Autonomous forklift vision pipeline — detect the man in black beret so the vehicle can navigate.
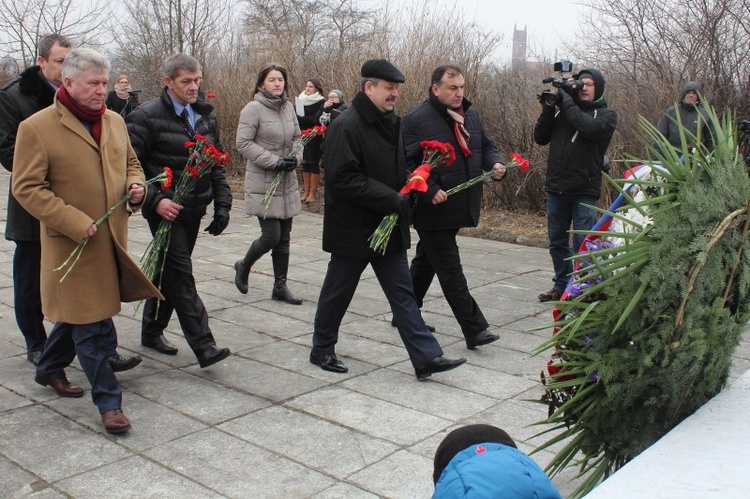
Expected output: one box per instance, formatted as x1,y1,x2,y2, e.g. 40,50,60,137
309,59,466,379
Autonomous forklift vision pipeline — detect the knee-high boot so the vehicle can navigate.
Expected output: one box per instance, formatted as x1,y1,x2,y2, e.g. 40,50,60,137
301,171,311,201
234,242,263,294
271,252,302,305
305,172,320,204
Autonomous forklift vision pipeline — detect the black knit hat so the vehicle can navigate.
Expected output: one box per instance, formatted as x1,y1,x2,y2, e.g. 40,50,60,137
361,59,405,83
432,424,517,484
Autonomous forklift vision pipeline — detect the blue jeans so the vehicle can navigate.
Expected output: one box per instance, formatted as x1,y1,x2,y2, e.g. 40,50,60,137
546,193,598,292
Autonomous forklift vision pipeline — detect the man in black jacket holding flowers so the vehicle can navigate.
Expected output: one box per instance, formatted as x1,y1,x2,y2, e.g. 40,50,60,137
127,53,232,368
309,59,466,379
534,68,617,302
401,65,505,350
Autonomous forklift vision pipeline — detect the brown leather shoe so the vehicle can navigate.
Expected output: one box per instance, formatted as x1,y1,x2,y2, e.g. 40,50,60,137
102,409,131,434
35,373,84,398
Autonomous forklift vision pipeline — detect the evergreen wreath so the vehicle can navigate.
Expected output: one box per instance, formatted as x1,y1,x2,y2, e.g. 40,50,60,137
532,103,750,497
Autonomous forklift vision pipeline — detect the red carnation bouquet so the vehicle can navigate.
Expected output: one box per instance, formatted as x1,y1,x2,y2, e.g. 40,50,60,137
368,140,456,254
261,124,327,217
141,134,230,290
444,152,530,196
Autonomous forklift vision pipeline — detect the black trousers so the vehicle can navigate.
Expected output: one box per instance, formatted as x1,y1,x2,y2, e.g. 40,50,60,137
142,216,216,355
312,250,443,368
13,240,47,352
410,228,489,338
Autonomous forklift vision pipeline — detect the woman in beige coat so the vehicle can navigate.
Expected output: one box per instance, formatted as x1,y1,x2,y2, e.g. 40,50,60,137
234,64,303,304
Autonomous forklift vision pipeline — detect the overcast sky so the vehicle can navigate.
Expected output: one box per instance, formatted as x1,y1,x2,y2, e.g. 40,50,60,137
370,0,584,64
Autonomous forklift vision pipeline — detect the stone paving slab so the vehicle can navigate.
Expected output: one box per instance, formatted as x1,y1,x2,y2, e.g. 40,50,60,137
0,169,748,498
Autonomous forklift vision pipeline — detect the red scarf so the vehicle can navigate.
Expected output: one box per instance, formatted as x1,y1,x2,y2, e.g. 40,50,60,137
446,107,472,157
57,85,105,145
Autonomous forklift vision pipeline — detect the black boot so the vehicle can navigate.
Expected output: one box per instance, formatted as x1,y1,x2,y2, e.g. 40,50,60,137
271,252,302,305
234,242,263,295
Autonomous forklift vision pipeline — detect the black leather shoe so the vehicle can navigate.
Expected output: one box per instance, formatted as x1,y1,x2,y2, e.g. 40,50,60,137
27,350,42,366
390,317,435,332
309,352,348,373
465,330,500,350
108,354,142,372
141,335,178,355
198,345,230,368
415,356,466,380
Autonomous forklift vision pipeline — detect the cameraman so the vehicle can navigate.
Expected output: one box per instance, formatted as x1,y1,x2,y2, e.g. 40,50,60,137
534,68,617,302
105,74,139,116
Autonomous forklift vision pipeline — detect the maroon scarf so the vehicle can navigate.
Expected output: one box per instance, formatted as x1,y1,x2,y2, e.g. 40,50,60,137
57,85,105,145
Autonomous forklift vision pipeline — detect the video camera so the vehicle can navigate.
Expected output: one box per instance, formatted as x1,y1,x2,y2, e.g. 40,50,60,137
127,89,143,96
538,60,584,107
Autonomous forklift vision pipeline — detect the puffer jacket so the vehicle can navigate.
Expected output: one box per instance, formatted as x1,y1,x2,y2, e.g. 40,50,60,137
126,88,232,223
236,90,302,219
656,81,713,149
0,66,57,241
402,95,503,231
433,442,561,499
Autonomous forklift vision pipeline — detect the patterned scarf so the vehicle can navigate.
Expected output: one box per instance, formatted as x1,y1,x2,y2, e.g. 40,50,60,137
57,85,105,146
446,107,471,157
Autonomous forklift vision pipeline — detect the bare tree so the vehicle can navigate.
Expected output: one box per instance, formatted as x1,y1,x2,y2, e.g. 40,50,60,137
108,0,234,95
0,0,107,69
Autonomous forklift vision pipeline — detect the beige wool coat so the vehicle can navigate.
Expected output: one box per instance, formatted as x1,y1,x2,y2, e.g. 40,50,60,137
236,91,302,219
12,97,161,324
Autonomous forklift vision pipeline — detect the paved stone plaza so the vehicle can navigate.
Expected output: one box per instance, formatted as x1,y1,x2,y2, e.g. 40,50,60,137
1,170,748,498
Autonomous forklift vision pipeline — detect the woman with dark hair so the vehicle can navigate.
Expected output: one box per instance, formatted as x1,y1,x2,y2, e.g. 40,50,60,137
295,77,325,203
105,74,139,116
234,64,303,304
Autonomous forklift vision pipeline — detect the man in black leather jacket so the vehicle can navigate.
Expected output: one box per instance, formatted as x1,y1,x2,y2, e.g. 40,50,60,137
126,53,232,368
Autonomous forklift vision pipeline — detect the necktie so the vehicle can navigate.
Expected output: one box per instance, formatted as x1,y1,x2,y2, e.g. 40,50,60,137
181,108,195,138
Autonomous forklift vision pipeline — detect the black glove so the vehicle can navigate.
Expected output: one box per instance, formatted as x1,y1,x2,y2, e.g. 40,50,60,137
204,212,229,236
274,157,297,172
396,194,412,219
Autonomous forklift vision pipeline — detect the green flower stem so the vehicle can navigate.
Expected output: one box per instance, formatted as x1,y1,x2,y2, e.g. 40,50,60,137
54,175,166,282
444,170,494,196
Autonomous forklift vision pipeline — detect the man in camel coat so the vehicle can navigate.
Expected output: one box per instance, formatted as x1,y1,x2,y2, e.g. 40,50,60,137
12,48,161,434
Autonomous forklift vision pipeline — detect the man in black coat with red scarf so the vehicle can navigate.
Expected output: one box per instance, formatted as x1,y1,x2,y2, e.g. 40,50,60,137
401,65,505,350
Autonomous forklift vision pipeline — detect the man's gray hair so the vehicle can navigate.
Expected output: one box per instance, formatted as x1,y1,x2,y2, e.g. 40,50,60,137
61,48,110,81
164,53,201,80
360,77,380,91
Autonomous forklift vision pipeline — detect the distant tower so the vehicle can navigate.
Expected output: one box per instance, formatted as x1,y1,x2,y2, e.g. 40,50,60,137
512,24,527,69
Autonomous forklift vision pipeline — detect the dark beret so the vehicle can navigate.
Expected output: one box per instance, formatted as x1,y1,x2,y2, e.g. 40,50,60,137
433,424,516,484
360,59,405,83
